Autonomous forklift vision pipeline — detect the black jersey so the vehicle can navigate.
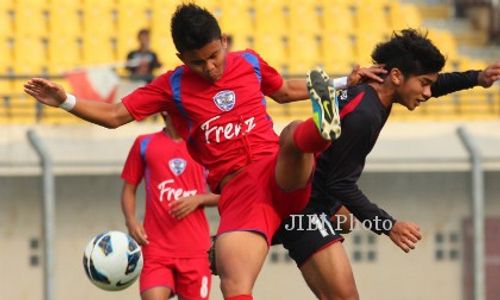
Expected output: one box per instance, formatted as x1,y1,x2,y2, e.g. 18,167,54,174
310,71,480,235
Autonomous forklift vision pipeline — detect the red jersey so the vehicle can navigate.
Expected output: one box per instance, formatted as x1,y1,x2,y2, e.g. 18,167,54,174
122,49,284,191
121,131,210,258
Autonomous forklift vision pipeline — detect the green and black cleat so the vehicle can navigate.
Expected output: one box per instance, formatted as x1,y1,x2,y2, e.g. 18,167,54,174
307,68,341,140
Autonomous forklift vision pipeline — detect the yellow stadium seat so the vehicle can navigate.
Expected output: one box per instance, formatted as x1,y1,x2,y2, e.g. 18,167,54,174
0,8,13,37
321,4,355,36
288,0,321,35
219,0,253,36
0,37,13,70
14,6,47,38
151,35,179,69
254,34,287,71
280,101,311,121
82,0,115,10
13,37,47,72
0,79,13,95
320,34,355,74
318,0,355,7
355,4,390,35
226,33,253,52
117,0,151,60
48,0,81,8
254,0,287,35
9,96,37,124
117,35,139,64
427,29,458,59
82,36,116,65
192,0,220,14
456,57,487,70
151,0,187,37
116,0,151,41
47,5,81,38
354,32,387,66
389,3,422,31
82,0,115,38
47,37,81,74
287,34,321,75
0,0,13,10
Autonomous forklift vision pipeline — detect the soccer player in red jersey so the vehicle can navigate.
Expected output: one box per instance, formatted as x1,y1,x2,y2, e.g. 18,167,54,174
121,112,218,300
24,4,383,299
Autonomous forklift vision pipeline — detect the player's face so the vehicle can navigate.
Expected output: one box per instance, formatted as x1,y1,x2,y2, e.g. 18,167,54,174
178,37,228,83
138,33,150,48
396,73,438,111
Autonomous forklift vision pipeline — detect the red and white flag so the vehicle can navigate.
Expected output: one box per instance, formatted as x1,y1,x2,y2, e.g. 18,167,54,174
64,66,119,103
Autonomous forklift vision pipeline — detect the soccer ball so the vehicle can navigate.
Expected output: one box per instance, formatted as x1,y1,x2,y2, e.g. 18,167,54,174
82,231,143,291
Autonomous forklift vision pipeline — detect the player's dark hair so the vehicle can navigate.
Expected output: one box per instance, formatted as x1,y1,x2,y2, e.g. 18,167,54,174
137,28,150,38
171,3,222,53
371,29,446,77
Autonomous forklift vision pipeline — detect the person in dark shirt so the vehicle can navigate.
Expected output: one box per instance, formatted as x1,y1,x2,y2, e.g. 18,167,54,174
274,29,500,299
126,29,162,83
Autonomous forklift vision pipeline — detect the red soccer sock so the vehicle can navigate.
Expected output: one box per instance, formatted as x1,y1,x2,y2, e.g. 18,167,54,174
292,118,331,153
225,295,253,300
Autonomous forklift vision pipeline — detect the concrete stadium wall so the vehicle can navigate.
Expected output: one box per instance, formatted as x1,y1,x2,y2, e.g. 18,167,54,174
2,171,499,300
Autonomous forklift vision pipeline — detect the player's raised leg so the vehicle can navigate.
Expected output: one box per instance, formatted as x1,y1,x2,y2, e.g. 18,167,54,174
275,68,340,191
300,242,359,300
215,231,268,299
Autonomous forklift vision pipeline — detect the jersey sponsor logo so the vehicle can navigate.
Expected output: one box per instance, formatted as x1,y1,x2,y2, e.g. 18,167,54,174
158,179,198,202
339,90,348,101
169,158,187,176
213,90,236,112
200,115,256,144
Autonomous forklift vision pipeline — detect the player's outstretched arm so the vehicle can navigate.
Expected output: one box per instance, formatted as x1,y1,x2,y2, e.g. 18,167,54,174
270,65,386,104
121,182,149,245
388,221,422,253
431,61,500,98
24,78,133,128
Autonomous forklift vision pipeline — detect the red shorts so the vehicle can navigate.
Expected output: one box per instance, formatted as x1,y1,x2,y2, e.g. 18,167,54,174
216,154,312,245
140,254,211,299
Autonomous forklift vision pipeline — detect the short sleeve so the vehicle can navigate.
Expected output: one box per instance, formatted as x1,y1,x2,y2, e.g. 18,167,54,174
121,137,145,185
245,49,284,96
122,72,173,121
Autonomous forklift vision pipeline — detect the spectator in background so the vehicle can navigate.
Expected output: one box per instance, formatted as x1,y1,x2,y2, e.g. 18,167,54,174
126,29,162,83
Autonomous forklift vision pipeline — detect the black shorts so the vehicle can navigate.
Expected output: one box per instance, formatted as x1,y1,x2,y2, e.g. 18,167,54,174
272,202,344,267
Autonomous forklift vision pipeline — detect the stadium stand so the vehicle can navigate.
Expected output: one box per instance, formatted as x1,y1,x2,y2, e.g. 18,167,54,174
0,0,498,124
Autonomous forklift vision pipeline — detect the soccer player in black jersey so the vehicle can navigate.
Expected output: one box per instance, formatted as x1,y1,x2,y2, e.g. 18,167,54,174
274,29,500,299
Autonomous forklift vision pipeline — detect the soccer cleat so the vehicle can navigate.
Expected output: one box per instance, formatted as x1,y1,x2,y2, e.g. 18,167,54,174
307,68,341,140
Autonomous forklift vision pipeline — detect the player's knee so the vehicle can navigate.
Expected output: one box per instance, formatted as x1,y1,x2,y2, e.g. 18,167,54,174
336,281,359,300
279,120,301,149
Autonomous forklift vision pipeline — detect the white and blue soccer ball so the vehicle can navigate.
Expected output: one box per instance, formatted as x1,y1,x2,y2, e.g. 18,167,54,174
83,231,143,291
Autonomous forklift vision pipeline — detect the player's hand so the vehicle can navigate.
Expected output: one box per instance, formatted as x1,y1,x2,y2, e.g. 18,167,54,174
169,195,203,219
388,221,422,253
126,219,149,245
478,61,500,88
24,78,67,107
347,64,387,86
